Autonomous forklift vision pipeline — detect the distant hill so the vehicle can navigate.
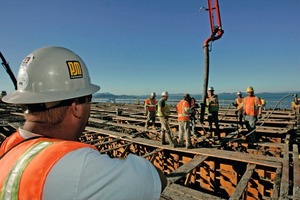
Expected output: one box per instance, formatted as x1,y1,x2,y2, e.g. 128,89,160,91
93,91,300,100
93,92,138,99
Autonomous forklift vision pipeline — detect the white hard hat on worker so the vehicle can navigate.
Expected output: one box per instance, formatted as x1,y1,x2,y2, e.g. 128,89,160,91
2,46,100,105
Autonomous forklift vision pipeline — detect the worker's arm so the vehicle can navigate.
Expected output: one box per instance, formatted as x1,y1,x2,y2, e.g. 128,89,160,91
154,166,168,192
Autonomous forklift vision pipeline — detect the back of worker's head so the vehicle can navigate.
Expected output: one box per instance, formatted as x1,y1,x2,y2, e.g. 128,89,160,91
150,92,156,98
183,93,190,101
161,91,169,97
246,86,254,95
2,46,100,107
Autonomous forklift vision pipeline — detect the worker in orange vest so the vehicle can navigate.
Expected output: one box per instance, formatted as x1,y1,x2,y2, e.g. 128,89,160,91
144,92,158,130
239,86,262,144
176,94,193,149
232,91,244,129
0,46,167,199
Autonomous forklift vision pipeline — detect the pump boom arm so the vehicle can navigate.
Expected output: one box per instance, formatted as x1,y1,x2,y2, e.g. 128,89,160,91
0,51,17,90
200,0,224,123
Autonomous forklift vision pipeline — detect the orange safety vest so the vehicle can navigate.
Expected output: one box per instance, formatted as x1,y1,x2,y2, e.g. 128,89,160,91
145,98,157,112
0,132,97,199
235,97,244,109
177,99,190,121
243,96,261,116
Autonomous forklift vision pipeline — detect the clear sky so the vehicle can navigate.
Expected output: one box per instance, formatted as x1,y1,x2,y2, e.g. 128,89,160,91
1,0,299,96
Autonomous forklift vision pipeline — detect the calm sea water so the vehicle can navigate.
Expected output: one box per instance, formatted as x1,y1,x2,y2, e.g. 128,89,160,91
93,92,299,110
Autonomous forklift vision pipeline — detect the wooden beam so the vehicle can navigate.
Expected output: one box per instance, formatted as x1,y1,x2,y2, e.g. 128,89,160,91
280,144,290,199
229,163,256,200
293,144,300,199
99,143,132,154
142,149,163,159
85,126,283,168
93,137,122,147
271,167,281,199
162,183,221,200
167,154,208,184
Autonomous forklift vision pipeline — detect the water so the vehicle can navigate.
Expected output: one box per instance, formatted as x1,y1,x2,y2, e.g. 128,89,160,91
93,92,299,110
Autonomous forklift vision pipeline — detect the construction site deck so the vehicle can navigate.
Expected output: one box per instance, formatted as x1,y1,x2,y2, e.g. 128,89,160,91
1,102,299,200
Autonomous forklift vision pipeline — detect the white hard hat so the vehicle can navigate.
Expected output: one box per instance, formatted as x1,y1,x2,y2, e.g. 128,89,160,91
2,46,100,104
150,92,156,97
208,87,214,91
161,91,169,97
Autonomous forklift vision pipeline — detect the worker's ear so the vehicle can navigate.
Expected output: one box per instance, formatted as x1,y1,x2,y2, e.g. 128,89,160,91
70,100,82,119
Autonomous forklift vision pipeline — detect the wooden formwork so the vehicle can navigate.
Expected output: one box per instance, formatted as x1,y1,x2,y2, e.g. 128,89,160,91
80,125,300,199
1,102,300,199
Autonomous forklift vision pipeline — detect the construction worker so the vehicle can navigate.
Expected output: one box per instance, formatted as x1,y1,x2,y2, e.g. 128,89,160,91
240,86,262,144
188,95,200,136
157,91,175,147
232,91,244,129
144,92,158,129
260,98,266,110
291,95,300,114
206,87,220,139
0,46,167,199
176,94,193,149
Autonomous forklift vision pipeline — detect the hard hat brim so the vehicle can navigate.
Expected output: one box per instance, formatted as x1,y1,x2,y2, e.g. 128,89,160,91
2,84,100,104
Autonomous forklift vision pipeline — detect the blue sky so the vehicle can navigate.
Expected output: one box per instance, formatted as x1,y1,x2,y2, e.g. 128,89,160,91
1,0,299,96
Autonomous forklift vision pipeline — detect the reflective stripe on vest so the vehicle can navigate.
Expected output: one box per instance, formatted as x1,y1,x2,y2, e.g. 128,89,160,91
0,133,97,200
1,141,52,200
206,95,219,112
243,96,261,116
145,98,157,112
157,100,170,117
177,100,189,121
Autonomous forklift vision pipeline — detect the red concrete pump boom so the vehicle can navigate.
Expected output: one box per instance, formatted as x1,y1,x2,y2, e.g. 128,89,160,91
200,0,224,123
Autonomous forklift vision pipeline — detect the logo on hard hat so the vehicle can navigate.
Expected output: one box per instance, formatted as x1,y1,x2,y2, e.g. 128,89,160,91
66,61,83,79
21,54,34,67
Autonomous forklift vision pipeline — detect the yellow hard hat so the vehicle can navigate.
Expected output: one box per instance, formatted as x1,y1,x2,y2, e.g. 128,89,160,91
246,86,254,93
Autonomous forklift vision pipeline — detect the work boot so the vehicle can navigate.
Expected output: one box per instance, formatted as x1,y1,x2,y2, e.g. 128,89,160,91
166,131,176,147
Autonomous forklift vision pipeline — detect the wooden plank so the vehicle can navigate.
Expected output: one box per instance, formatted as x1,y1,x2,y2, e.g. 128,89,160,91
162,183,221,200
280,144,290,199
142,149,164,159
93,137,122,147
167,154,208,184
99,143,132,154
229,163,256,200
271,167,281,200
293,144,300,199
85,126,283,168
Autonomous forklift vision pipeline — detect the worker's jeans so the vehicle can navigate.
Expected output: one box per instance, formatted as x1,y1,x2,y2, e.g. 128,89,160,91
178,120,191,147
159,117,174,145
145,111,156,128
208,111,220,136
244,115,258,143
